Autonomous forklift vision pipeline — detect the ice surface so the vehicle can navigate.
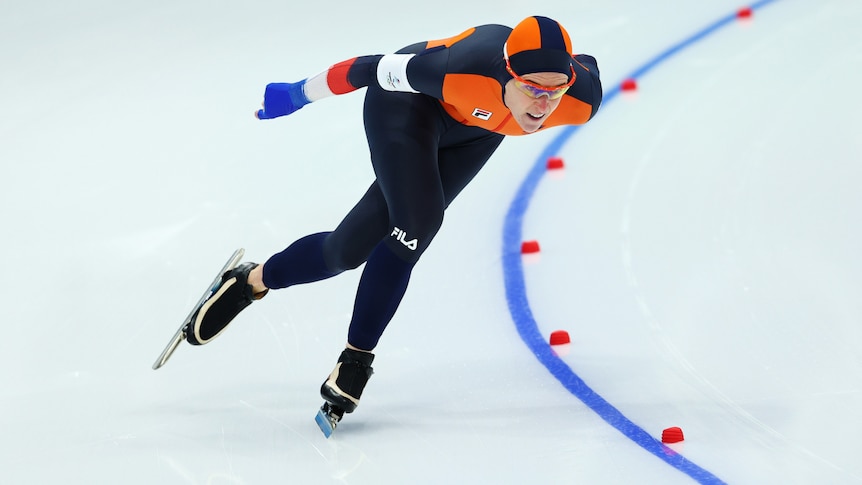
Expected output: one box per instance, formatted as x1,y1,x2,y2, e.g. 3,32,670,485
2,0,860,483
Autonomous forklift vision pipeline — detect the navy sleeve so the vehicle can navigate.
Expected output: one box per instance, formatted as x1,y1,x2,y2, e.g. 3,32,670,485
570,54,602,120
403,47,449,99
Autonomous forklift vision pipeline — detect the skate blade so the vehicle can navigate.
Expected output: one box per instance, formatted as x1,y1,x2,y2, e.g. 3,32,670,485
315,403,343,438
315,408,336,438
152,248,245,370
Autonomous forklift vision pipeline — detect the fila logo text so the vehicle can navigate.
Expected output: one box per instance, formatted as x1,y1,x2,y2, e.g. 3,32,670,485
391,227,418,251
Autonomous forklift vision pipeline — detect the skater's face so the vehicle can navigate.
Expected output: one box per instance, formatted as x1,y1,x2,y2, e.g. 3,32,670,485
504,72,570,133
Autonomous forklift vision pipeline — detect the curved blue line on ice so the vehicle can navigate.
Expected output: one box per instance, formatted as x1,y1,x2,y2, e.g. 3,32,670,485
502,1,779,483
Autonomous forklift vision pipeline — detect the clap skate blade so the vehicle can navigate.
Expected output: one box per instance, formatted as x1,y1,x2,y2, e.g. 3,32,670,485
152,248,245,370
315,402,345,438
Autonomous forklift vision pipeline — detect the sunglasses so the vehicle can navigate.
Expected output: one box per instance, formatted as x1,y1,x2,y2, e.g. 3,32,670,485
504,48,576,100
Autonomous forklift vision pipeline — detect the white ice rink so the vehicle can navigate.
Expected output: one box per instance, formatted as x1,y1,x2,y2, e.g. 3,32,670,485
2,0,860,483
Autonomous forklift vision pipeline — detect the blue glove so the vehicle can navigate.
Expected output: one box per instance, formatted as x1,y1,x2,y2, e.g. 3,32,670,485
256,81,309,120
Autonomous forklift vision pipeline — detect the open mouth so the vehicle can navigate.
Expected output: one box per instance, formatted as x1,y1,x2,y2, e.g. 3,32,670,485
527,113,545,120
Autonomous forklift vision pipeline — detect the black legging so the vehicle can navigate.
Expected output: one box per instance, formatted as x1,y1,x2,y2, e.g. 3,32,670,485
262,85,504,349
324,84,504,267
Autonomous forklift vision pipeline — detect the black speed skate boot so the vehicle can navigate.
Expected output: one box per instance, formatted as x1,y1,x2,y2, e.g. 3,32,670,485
321,348,375,413
316,348,375,437
185,262,268,345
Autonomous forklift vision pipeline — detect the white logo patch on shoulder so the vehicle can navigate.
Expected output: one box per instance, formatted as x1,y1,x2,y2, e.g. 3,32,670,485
472,108,492,121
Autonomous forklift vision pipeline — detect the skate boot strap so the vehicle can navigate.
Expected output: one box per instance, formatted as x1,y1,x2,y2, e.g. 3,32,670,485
223,263,268,301
339,348,375,370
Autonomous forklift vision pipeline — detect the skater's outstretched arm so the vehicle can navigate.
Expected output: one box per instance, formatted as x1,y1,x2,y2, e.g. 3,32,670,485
253,48,452,120
254,55,383,119
253,27,478,120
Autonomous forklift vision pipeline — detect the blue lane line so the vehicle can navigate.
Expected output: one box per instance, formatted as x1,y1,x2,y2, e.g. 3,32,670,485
502,2,780,483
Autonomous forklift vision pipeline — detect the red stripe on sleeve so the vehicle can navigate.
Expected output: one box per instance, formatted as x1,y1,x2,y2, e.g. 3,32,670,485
326,57,359,95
